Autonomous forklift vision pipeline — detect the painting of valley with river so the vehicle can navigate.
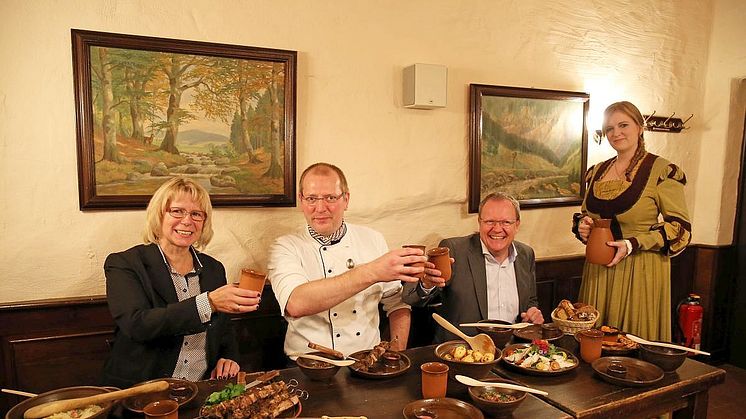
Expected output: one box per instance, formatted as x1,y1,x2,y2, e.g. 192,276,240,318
88,43,292,203
479,94,586,206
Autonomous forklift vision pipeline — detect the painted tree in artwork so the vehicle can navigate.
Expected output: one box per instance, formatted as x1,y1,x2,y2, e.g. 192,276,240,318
263,62,283,178
154,53,209,154
91,47,121,162
193,58,282,163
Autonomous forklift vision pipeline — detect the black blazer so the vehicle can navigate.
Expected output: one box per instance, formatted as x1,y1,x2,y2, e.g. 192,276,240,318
404,234,539,343
101,244,238,388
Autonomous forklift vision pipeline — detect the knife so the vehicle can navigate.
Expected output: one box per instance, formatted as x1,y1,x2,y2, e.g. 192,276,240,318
245,370,279,389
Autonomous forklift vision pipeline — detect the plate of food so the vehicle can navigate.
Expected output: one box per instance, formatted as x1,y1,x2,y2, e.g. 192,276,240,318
591,356,664,387
402,398,484,419
502,340,579,376
600,326,639,355
348,341,411,379
199,378,302,418
122,378,198,413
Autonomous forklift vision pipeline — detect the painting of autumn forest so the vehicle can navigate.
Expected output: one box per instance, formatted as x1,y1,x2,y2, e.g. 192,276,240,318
79,35,295,207
473,87,588,209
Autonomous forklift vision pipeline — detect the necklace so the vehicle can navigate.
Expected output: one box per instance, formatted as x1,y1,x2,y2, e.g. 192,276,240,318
612,159,626,180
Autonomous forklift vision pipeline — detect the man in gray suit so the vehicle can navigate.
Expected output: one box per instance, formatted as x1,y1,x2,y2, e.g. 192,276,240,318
403,192,544,343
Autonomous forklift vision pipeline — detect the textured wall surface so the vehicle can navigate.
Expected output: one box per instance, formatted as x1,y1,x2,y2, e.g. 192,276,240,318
0,0,742,303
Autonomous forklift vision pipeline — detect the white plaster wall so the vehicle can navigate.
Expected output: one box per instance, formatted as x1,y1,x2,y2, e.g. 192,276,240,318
0,0,730,303
695,0,746,244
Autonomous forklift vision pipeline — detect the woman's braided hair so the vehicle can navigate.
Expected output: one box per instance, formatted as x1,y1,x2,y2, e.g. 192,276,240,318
603,101,647,181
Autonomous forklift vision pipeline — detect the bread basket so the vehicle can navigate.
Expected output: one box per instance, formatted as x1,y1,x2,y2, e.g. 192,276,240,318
551,308,599,335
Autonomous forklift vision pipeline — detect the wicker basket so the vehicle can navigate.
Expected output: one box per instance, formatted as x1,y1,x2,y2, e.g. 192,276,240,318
551,308,599,335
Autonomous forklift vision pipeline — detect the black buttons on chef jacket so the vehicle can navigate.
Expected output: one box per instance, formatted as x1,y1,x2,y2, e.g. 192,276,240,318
333,312,338,317
336,333,340,338
356,332,361,336
353,309,357,314
322,247,327,251
327,269,332,273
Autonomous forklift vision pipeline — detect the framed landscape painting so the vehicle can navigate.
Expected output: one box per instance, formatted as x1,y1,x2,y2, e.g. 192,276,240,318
468,84,589,212
72,29,297,209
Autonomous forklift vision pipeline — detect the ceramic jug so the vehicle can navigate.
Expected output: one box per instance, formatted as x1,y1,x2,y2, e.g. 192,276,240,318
586,218,615,265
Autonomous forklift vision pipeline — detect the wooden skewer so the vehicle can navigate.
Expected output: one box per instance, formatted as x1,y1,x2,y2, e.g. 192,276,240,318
308,342,345,360
23,381,169,419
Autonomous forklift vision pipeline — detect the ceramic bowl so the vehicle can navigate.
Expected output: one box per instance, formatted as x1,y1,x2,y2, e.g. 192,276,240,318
6,386,118,419
434,340,502,380
295,351,341,381
638,343,687,373
475,319,513,348
467,377,527,417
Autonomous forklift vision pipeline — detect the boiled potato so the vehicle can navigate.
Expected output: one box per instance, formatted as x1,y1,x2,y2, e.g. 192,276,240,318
472,350,484,362
443,354,453,360
462,354,475,363
482,352,495,362
452,345,467,360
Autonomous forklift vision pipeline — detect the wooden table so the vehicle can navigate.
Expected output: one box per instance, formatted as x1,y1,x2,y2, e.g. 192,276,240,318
165,339,723,419
180,345,570,418
492,336,726,418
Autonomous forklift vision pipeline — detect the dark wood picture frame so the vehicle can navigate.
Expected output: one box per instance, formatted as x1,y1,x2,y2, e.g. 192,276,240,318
72,29,297,210
469,84,589,212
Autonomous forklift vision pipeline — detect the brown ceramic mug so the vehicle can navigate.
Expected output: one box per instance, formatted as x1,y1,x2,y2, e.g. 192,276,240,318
421,362,449,398
143,400,179,419
427,247,451,282
239,268,267,294
578,329,604,363
402,245,426,280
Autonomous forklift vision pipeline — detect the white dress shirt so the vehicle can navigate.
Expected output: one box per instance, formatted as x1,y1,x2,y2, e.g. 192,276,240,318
482,241,520,322
268,224,409,358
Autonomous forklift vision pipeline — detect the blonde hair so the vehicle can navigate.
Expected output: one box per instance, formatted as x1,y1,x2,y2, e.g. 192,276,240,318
603,101,647,181
142,177,214,249
299,162,349,196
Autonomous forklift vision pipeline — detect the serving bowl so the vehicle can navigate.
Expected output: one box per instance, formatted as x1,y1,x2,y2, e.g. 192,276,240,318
434,340,502,380
6,386,119,419
638,343,687,373
295,351,341,381
467,377,527,417
475,319,513,348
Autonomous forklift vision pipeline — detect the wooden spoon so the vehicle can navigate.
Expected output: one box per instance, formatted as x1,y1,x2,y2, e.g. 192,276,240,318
460,322,532,329
24,381,169,419
297,354,356,367
2,389,37,398
432,313,497,355
455,375,548,396
626,334,711,356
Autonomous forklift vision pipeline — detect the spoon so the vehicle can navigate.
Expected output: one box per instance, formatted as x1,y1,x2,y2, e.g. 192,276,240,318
625,334,711,356
24,381,169,419
432,313,497,355
455,375,548,396
460,322,532,329
1,389,37,398
296,353,356,367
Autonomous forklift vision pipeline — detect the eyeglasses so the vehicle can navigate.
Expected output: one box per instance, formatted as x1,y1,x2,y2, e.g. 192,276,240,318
301,193,346,205
479,219,517,228
168,207,206,222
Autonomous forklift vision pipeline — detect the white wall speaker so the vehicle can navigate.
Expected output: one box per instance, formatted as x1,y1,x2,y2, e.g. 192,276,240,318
403,63,447,109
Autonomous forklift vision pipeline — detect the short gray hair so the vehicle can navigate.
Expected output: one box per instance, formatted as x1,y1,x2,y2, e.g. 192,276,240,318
478,192,521,221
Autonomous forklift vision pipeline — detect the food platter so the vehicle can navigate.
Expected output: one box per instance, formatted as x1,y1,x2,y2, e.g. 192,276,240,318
348,350,411,379
513,324,564,342
592,356,664,387
122,378,198,413
402,398,485,419
501,343,579,376
574,331,639,356
198,376,302,418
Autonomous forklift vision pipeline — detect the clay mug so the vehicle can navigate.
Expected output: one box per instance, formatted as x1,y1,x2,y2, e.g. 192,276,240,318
585,218,615,265
578,329,604,363
402,245,426,280
420,362,449,398
239,268,267,294
427,247,452,282
143,400,179,419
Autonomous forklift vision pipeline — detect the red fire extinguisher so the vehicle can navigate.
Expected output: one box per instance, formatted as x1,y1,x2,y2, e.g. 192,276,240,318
677,293,703,350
